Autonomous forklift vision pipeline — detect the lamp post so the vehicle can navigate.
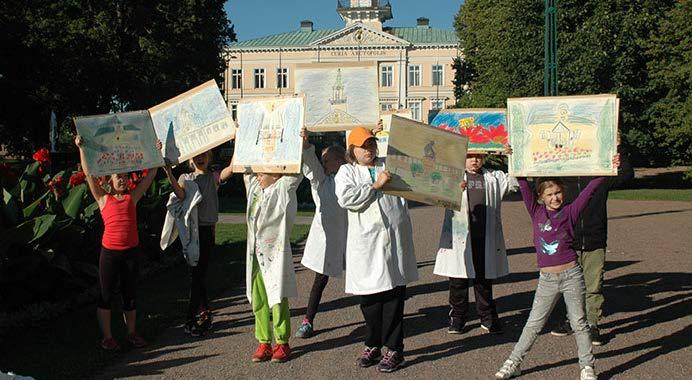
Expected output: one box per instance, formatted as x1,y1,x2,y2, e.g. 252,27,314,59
544,0,558,96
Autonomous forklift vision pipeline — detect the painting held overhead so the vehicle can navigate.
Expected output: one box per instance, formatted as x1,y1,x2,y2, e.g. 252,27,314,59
507,94,619,177
430,109,508,152
149,80,236,165
383,115,469,210
232,96,304,174
73,111,164,177
295,62,379,132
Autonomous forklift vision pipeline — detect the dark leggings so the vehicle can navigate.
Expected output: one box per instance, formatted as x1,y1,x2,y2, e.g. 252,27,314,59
98,246,139,311
305,273,330,322
360,286,407,352
188,225,214,320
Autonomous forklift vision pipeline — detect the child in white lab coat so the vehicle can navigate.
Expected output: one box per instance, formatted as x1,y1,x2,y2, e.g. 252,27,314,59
334,127,418,373
295,129,348,338
244,159,303,363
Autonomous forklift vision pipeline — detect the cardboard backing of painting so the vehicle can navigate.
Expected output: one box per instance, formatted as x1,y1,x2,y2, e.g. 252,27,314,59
383,115,469,210
507,94,618,177
149,80,236,165
295,62,379,132
74,111,164,176
344,109,413,157
430,108,508,153
232,96,304,174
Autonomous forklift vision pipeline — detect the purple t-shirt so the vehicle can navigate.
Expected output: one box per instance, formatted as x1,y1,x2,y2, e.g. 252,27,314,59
518,177,606,268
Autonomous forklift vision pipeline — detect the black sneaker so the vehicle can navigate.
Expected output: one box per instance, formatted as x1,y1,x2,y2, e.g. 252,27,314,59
197,310,212,332
481,321,503,334
377,350,405,373
550,320,573,337
590,326,604,346
447,317,465,334
184,320,203,337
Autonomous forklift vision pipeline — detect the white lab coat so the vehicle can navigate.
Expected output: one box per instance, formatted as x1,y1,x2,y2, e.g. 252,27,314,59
160,180,203,266
434,169,516,279
300,145,347,277
334,161,418,295
244,173,303,307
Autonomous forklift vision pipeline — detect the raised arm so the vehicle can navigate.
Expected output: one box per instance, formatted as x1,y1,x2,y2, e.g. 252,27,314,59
334,166,378,211
75,135,107,206
302,144,326,191
567,176,607,224
219,154,234,183
131,167,159,204
517,177,541,216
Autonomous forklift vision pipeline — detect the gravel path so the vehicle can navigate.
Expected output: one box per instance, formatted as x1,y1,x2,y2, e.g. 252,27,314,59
97,199,692,379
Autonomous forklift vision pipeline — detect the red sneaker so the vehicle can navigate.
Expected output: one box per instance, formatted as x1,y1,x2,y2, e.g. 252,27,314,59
101,337,121,351
126,333,148,348
271,343,291,363
252,343,273,362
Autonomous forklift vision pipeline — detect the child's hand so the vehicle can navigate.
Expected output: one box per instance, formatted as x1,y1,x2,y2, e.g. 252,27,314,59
372,119,384,135
163,158,173,174
459,180,467,192
300,127,310,148
155,139,163,151
74,135,83,147
372,170,391,190
612,153,621,168
503,144,513,156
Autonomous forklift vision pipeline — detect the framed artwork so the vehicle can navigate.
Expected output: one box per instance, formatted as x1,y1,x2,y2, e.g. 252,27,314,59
507,94,619,177
383,115,469,210
232,96,304,174
295,62,379,132
149,80,236,165
73,111,164,176
430,108,508,152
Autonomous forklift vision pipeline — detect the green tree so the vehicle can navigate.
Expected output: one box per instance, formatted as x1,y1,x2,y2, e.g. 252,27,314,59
0,0,236,155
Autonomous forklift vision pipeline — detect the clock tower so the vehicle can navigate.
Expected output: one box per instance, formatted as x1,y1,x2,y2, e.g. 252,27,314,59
336,0,393,30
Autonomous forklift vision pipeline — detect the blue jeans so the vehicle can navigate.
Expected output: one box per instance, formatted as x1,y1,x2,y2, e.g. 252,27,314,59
510,265,594,369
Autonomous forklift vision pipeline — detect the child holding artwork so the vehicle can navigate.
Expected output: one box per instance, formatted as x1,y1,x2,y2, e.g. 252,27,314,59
243,148,304,363
74,135,159,350
334,127,418,373
434,149,516,334
494,149,620,380
162,149,234,336
295,129,348,338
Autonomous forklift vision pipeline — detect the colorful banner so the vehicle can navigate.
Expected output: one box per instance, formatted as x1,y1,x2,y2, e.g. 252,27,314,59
430,108,508,152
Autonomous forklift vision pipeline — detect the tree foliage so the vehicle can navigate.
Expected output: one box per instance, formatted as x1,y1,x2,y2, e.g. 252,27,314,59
454,0,690,166
0,0,236,155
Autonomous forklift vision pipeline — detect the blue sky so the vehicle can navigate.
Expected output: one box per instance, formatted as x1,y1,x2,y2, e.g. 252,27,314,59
224,0,463,41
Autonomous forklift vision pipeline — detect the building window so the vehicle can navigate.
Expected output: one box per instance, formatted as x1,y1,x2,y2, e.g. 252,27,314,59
432,64,444,86
231,69,242,89
431,99,445,110
408,64,421,87
380,102,395,112
380,65,393,87
230,104,238,121
407,100,421,121
253,68,265,89
276,67,288,89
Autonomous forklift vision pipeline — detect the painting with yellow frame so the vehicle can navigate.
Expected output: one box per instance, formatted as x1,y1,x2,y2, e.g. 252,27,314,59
507,94,619,177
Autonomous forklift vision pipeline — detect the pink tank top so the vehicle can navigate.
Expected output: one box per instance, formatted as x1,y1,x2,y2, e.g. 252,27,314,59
101,194,139,250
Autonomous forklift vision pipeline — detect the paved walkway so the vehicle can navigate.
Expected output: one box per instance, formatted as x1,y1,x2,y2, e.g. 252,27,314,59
98,200,692,379
218,213,314,225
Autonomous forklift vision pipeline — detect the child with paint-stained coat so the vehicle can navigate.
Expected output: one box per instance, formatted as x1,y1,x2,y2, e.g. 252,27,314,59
494,148,621,380
243,140,305,363
334,127,418,373
295,129,348,338
434,148,517,334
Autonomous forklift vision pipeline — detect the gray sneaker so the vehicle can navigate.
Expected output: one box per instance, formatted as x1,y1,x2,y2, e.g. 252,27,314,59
495,359,521,379
295,320,314,338
356,346,382,368
580,366,597,380
377,350,405,373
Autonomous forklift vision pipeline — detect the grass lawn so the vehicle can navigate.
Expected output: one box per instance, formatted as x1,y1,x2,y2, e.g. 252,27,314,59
0,224,310,380
219,196,315,216
610,189,692,202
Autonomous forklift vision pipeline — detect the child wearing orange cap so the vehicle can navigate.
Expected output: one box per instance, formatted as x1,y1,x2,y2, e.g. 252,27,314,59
334,127,418,373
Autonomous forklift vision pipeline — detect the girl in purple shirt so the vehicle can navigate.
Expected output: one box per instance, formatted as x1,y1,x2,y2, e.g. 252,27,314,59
495,153,620,380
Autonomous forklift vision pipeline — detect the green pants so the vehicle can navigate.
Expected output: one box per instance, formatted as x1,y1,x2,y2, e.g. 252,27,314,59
252,255,291,344
577,248,606,326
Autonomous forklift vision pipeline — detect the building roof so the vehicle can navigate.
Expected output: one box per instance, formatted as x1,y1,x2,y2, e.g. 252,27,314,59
228,26,459,49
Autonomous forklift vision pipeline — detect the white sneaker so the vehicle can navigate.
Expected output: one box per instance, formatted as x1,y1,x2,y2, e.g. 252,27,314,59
580,366,597,380
495,359,521,379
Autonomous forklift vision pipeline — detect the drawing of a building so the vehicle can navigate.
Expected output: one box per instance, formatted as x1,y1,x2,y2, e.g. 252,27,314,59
315,69,361,125
540,120,581,150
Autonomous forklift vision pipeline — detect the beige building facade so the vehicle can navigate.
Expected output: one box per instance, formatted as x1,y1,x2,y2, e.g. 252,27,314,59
224,0,460,124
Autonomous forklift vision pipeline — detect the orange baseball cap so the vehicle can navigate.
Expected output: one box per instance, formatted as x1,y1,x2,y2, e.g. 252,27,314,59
347,127,376,147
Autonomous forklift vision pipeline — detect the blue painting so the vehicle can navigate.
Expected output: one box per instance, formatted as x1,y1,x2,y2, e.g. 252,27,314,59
430,109,508,152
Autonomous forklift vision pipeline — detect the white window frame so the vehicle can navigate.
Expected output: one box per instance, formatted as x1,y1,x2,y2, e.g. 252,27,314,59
380,65,393,87
432,64,444,86
253,68,265,89
231,69,242,89
408,64,421,87
431,99,445,111
407,100,422,121
276,67,288,89
380,102,395,112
